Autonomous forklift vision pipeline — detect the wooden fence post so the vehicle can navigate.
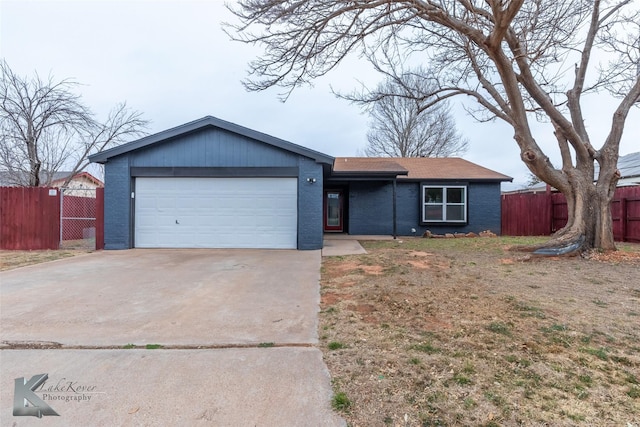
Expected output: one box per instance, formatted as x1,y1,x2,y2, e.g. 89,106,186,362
549,193,554,234
620,198,627,242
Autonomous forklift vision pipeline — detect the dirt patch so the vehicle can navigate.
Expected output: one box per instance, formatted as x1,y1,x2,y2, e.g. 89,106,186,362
0,249,91,271
320,238,640,426
322,292,354,306
328,260,385,276
407,251,434,257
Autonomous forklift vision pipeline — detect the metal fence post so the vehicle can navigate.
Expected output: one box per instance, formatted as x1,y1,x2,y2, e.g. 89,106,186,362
59,187,64,248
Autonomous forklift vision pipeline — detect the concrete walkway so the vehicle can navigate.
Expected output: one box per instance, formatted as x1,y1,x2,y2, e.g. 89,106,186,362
0,250,345,426
322,239,367,256
322,234,397,256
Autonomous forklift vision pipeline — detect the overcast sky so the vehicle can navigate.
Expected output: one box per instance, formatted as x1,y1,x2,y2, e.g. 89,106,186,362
1,1,638,190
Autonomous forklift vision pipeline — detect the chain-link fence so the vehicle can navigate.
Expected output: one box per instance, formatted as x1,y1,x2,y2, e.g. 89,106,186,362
60,188,97,249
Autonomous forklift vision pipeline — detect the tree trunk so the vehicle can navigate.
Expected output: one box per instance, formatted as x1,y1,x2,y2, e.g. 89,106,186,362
538,174,617,253
26,123,41,187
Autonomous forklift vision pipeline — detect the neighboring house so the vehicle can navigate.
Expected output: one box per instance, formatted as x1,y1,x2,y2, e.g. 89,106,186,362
89,116,511,250
508,151,640,194
613,152,640,187
0,170,103,196
50,171,104,197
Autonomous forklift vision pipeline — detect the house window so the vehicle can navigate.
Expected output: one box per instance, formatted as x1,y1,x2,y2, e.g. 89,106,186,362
422,185,467,223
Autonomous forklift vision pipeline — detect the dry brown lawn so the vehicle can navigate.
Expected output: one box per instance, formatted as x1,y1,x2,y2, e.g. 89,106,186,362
0,249,91,271
320,237,640,427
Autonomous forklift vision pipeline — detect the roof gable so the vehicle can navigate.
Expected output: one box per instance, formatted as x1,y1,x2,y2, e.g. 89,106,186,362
333,157,512,181
89,116,334,165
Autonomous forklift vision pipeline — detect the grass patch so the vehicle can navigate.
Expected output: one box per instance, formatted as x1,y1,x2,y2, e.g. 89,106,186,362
582,346,609,361
540,324,574,347
463,397,477,409
121,342,166,350
484,391,509,414
505,354,532,367
610,355,632,366
258,342,275,348
453,373,472,386
328,341,346,350
331,392,351,412
563,411,586,422
515,301,546,318
578,374,592,385
486,322,512,336
625,372,639,385
627,386,640,398
410,342,440,354
548,323,567,331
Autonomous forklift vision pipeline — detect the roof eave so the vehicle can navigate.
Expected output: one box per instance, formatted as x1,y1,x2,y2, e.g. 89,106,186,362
398,176,513,182
330,171,409,178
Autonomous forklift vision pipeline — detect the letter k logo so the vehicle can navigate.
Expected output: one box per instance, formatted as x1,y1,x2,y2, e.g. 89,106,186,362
13,374,59,417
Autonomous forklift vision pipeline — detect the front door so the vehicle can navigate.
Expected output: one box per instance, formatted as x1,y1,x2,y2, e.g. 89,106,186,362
324,190,343,232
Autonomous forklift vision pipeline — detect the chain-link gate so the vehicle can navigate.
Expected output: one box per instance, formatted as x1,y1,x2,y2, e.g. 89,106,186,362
60,187,98,249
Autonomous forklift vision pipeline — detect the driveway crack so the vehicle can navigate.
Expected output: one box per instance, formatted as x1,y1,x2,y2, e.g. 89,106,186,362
1,341,317,350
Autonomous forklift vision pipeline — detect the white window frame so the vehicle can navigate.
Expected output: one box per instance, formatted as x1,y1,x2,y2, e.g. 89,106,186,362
422,185,467,223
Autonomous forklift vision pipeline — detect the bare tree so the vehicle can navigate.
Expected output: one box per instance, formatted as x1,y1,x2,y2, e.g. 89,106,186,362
0,61,147,187
226,0,640,252
361,73,468,157
525,172,543,189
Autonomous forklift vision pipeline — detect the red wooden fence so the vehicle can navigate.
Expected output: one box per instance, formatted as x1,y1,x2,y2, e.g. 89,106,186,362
500,193,552,236
501,186,640,242
611,187,640,242
0,187,61,250
0,186,105,250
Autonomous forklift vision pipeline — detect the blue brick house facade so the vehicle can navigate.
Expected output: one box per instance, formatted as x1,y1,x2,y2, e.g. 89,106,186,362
90,116,511,250
329,180,503,237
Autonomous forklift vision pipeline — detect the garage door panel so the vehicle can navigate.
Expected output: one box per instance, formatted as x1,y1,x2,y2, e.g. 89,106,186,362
134,177,298,249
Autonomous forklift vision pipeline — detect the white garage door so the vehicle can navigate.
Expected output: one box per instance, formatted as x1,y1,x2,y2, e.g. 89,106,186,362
134,177,298,249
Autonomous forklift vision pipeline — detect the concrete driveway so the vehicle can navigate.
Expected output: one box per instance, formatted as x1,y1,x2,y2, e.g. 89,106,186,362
0,250,345,426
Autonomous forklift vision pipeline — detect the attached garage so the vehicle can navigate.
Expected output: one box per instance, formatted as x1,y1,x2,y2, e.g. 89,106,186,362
134,177,298,249
89,116,333,250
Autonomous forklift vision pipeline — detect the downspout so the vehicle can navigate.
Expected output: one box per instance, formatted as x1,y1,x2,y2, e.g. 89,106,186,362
392,178,397,239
